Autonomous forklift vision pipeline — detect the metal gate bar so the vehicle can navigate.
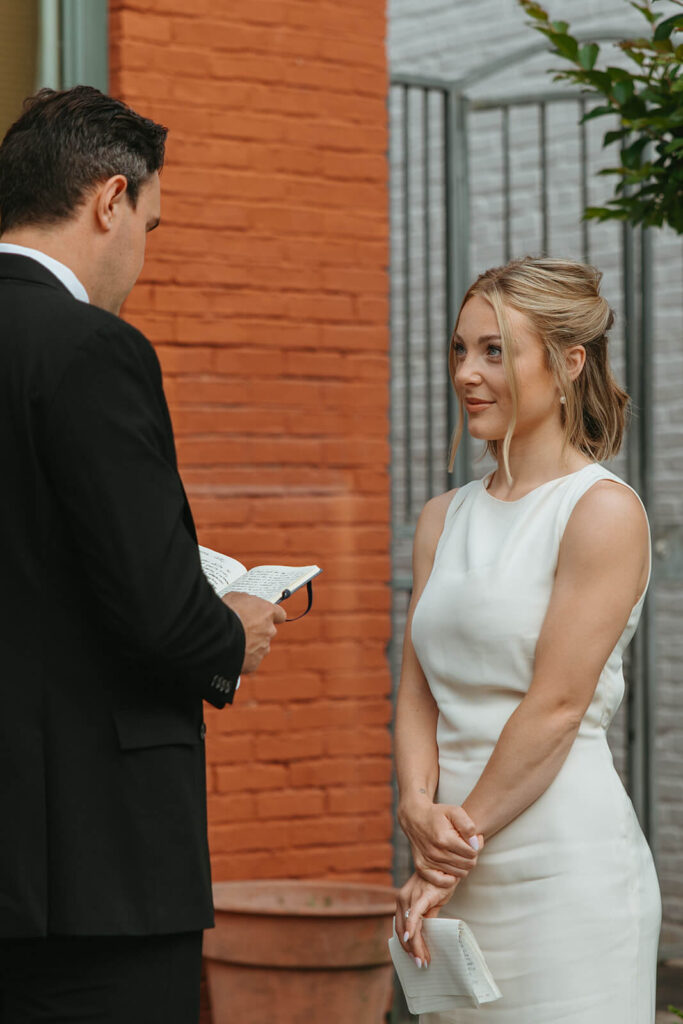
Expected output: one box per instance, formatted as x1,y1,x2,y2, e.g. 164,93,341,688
423,89,435,499
539,101,549,254
401,85,412,521
445,85,471,486
579,99,590,263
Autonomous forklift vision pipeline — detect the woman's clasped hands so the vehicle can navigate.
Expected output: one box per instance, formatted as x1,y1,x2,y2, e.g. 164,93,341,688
396,798,483,967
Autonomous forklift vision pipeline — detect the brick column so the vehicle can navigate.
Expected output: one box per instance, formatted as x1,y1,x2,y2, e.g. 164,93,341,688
109,0,392,885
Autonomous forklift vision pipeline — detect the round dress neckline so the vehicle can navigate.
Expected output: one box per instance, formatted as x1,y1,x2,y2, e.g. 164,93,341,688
482,463,597,505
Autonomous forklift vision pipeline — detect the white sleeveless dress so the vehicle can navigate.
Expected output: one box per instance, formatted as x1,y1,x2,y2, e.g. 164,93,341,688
411,464,661,1024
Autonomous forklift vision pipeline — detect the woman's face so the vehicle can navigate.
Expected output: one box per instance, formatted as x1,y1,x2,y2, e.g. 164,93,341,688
452,294,560,444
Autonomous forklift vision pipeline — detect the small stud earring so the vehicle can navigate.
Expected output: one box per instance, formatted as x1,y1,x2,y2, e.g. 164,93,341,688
559,395,566,405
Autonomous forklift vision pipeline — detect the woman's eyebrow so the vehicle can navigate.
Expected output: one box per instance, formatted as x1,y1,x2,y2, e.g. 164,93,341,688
452,332,502,344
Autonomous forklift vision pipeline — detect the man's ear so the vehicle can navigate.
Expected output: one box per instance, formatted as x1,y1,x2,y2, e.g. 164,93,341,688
94,175,129,232
566,344,586,382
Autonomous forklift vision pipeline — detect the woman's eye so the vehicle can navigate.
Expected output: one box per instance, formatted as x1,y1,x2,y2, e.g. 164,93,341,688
487,345,502,358
453,343,466,358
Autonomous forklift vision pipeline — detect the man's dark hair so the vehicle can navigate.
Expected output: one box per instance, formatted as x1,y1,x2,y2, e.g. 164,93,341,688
0,85,167,233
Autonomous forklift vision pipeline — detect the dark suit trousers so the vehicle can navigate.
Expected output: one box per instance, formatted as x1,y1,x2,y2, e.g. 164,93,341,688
0,932,203,1024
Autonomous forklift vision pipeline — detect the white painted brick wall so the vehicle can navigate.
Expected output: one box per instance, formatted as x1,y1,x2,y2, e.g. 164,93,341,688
388,0,683,950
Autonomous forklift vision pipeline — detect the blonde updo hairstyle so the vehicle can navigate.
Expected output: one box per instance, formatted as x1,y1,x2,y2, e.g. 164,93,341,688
448,256,629,479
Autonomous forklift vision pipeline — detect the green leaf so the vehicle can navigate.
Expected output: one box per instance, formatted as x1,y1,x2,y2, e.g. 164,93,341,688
629,1,657,25
551,19,569,33
578,42,600,69
625,48,647,66
548,30,579,62
519,0,550,23
606,65,641,83
621,94,647,118
622,136,650,167
638,86,666,103
603,128,628,145
582,104,617,121
623,166,659,185
664,138,683,153
581,69,618,92
613,79,635,104
584,205,623,222
654,14,683,41
620,37,658,51
642,109,683,128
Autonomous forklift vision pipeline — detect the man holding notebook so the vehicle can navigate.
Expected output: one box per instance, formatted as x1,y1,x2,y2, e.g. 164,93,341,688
0,86,285,1023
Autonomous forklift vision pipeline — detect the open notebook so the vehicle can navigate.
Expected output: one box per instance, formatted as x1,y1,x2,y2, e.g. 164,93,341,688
389,917,501,1014
199,545,320,605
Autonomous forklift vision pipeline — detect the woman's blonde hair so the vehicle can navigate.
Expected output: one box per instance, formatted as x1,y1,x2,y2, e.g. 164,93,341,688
448,256,629,478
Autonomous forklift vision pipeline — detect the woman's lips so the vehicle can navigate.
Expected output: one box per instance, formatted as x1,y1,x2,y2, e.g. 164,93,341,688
464,398,494,412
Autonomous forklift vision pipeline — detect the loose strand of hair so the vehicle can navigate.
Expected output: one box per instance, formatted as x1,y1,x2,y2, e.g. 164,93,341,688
488,288,519,485
448,402,464,474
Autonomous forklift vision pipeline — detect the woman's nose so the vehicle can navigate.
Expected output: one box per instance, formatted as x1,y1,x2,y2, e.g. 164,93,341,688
455,355,483,386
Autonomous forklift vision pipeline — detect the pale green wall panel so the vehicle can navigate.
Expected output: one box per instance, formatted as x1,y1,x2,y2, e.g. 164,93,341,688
60,0,108,92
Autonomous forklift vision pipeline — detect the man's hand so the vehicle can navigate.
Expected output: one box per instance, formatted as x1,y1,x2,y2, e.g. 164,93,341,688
222,593,286,673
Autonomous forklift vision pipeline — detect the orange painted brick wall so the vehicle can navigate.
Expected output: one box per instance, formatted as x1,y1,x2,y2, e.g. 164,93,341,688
109,0,393,885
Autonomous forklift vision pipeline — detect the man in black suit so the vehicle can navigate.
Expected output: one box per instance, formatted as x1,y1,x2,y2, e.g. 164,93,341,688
0,86,286,1023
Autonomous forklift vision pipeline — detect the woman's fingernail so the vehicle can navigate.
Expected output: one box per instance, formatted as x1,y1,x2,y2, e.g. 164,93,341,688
403,931,410,942
468,836,480,851
414,957,422,968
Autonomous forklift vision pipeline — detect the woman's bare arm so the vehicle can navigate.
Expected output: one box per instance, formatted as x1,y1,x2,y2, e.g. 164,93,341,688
461,480,649,839
395,492,481,886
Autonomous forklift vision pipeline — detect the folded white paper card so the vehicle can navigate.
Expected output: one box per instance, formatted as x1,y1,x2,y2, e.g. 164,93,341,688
388,917,502,1014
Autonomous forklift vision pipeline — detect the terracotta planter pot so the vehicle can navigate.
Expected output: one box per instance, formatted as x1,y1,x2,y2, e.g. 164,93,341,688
204,879,397,1024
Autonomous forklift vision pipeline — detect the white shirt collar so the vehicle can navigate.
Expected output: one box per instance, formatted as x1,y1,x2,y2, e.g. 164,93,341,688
0,243,89,303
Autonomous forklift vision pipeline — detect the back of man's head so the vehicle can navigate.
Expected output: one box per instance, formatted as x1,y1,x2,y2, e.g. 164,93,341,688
0,86,167,235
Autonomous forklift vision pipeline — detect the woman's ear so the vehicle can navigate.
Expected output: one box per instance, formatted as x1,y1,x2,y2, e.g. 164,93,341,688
565,344,586,382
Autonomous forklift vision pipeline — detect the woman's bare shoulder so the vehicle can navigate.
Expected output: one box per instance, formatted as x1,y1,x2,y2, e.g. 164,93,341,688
567,477,648,543
560,478,649,595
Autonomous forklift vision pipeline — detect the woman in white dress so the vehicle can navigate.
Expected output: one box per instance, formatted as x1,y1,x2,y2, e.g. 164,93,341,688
394,257,661,1023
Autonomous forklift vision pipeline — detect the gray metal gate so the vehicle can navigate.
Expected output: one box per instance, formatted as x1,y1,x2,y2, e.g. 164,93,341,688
389,40,658,900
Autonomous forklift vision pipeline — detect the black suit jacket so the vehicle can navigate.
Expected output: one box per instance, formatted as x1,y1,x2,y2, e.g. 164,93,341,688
0,254,245,938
